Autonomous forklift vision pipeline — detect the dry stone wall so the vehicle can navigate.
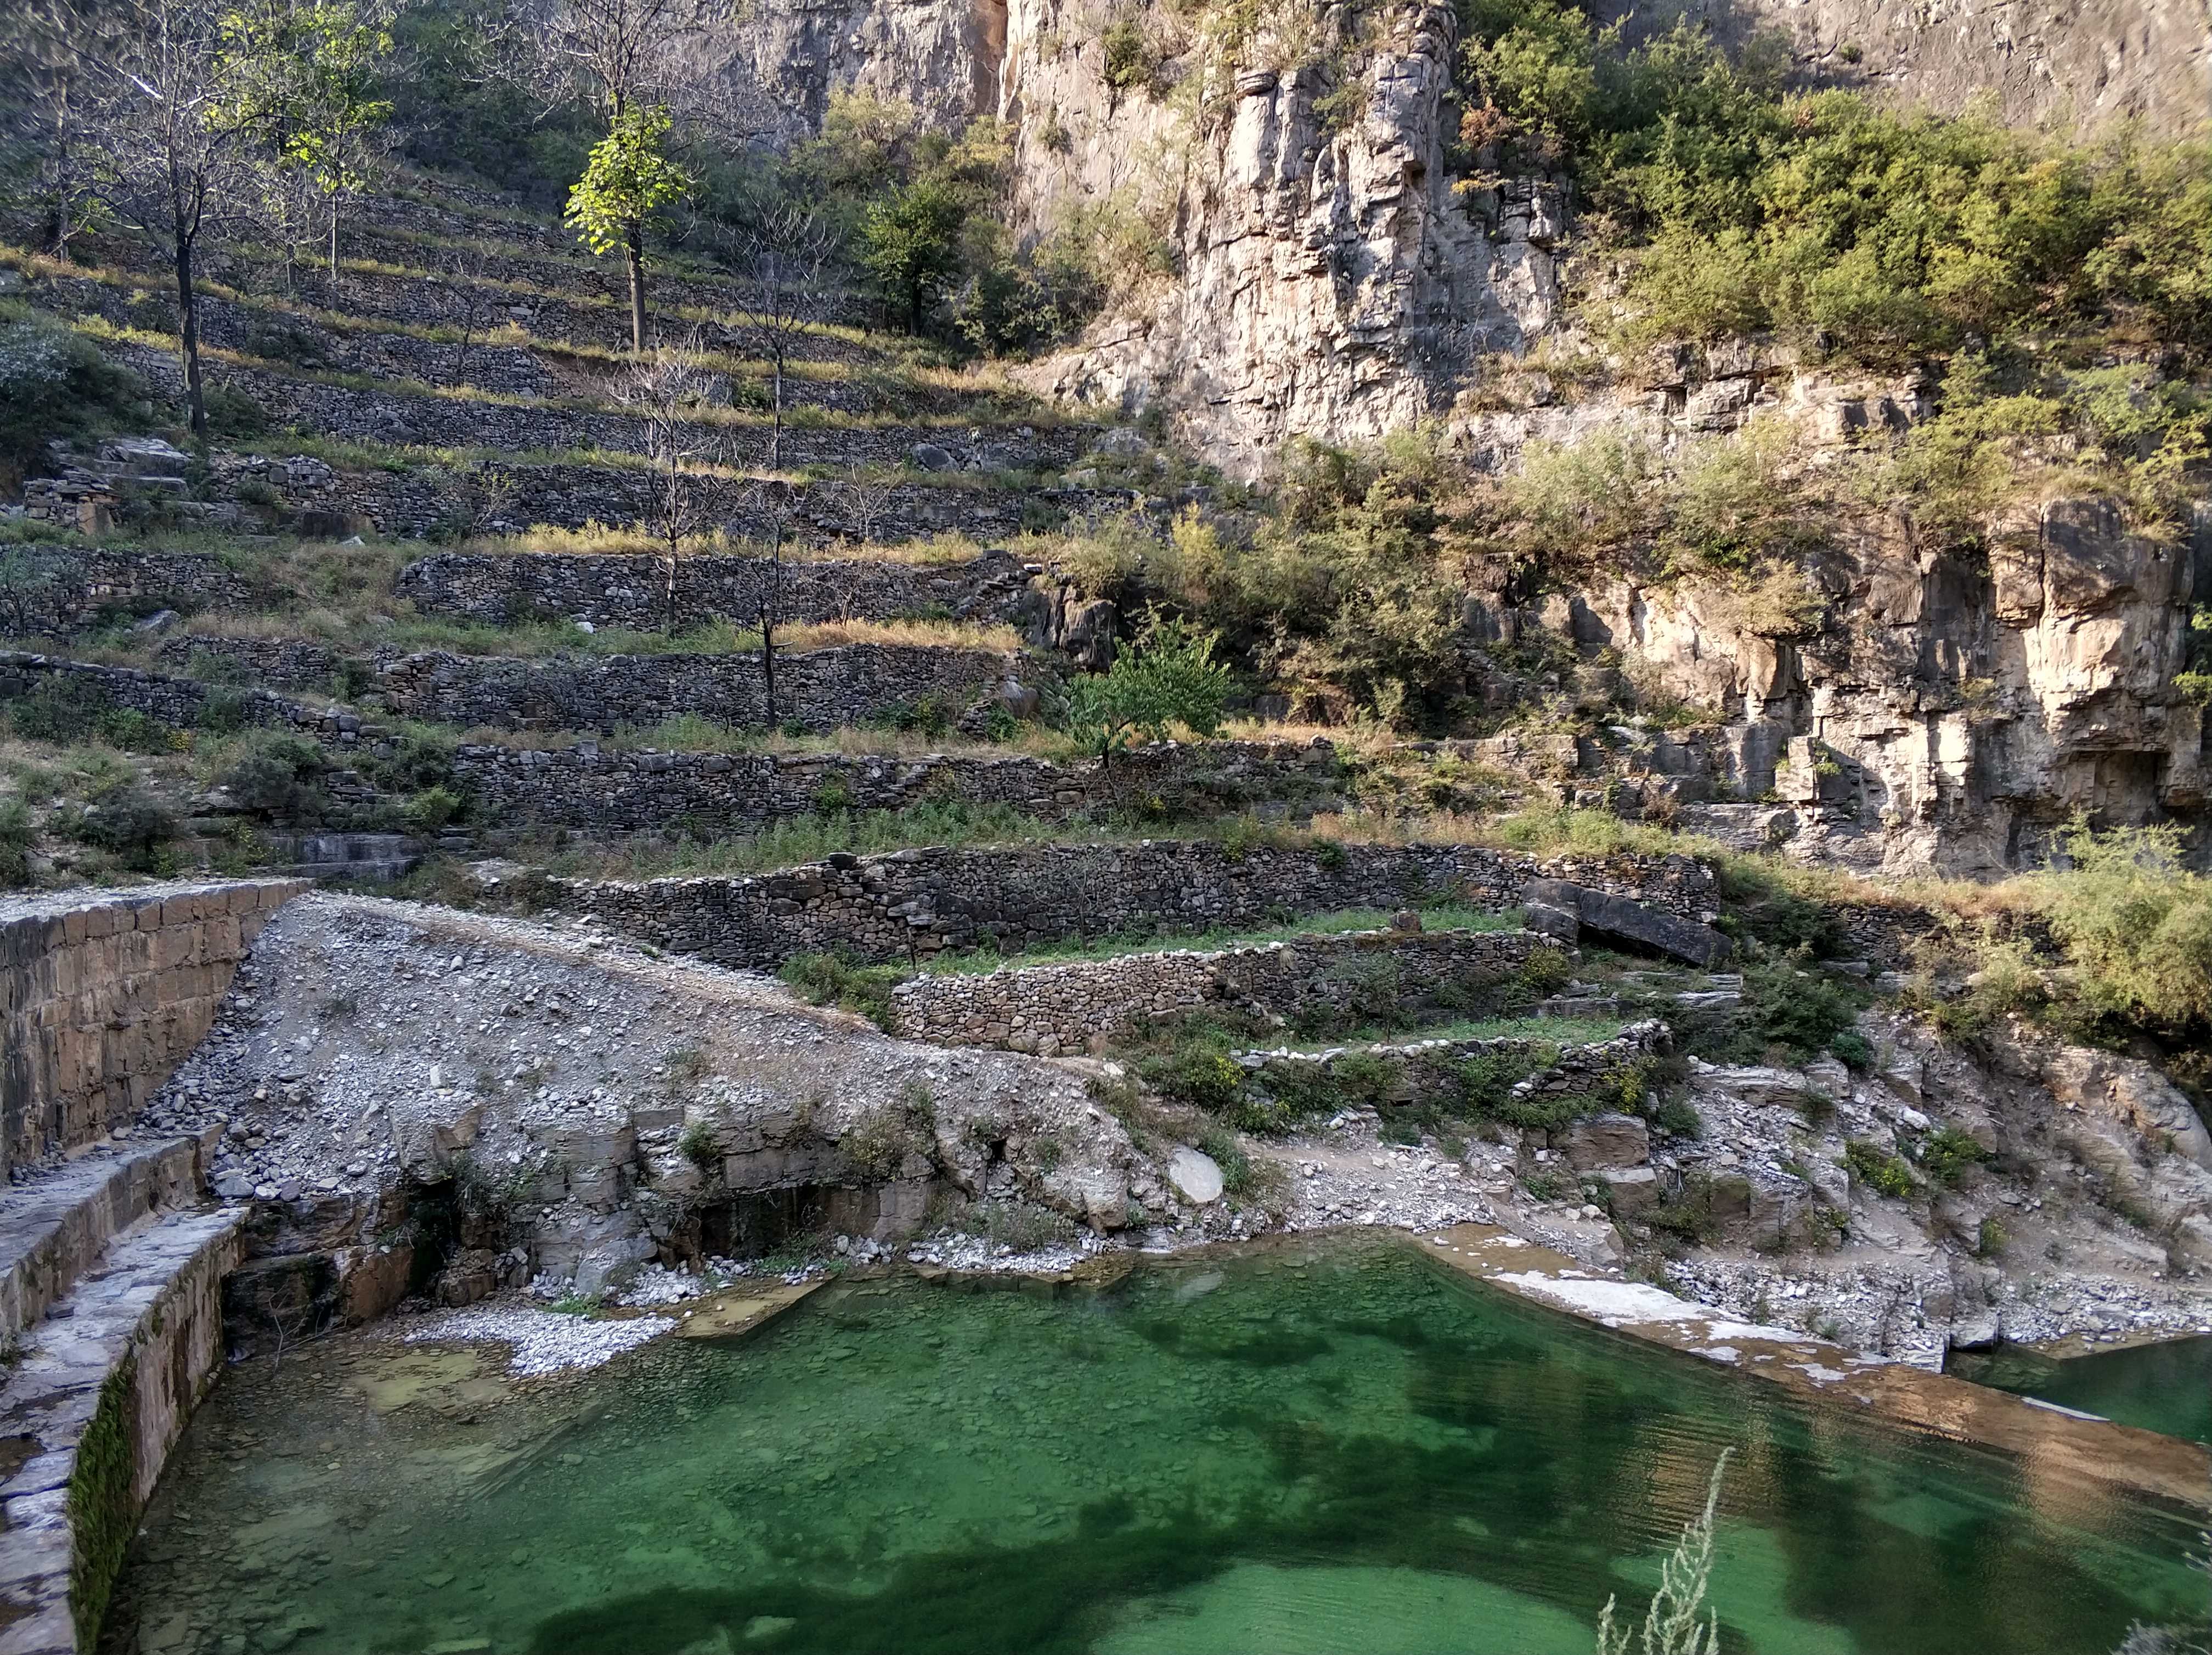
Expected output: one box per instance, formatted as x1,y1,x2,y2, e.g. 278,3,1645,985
0,547,250,639
162,638,1018,736
0,880,307,1178
394,547,1036,628
1239,1018,1670,1108
888,926,1541,1055
559,842,1716,969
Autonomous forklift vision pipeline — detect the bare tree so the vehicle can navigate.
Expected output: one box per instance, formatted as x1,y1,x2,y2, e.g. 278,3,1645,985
445,245,493,387
618,336,722,633
840,464,898,548
2,16,103,258
541,0,684,121
743,477,795,729
725,205,836,473
35,0,250,441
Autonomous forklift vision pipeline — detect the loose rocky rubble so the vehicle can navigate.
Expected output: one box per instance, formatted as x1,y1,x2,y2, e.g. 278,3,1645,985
399,1303,675,1375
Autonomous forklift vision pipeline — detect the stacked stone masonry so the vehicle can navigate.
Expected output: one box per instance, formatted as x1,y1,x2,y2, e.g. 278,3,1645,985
0,880,308,1179
162,637,1019,735
0,1135,220,1338
1240,1019,1671,1107
0,548,250,639
394,547,1035,629
888,927,1542,1056
0,1208,246,1655
561,843,1717,969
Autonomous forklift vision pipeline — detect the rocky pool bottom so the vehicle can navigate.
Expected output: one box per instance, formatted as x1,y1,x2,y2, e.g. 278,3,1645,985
109,1236,2205,1655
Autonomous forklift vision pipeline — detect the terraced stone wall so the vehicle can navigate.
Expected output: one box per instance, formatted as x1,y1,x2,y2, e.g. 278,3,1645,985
455,738,1346,832
560,842,1717,969
888,927,1543,1055
162,638,1018,735
0,547,251,638
395,547,1035,627
0,880,307,1178
6,642,1008,744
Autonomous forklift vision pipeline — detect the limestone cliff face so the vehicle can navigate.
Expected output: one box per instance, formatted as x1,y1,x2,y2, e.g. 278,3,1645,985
1013,1,1561,476
1604,0,2212,140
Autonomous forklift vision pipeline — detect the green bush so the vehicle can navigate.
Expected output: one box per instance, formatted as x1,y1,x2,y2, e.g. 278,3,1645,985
0,306,147,483
778,952,910,1030
2037,821,2212,1034
1101,20,1152,91
1917,1125,1988,1188
0,798,32,887
404,786,465,832
1746,965,1863,1059
1829,1029,1874,1071
57,781,174,863
221,734,331,823
1843,1139,1916,1199
1457,3,2212,363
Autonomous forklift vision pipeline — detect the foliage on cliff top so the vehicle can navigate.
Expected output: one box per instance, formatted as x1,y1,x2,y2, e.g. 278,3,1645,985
1459,0,2212,365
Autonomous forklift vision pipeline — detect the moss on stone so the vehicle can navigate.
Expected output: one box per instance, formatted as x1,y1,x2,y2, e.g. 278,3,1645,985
66,1349,140,1652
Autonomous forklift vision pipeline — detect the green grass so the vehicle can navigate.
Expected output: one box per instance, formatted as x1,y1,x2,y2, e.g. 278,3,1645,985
920,903,1521,975
1251,1012,1630,1054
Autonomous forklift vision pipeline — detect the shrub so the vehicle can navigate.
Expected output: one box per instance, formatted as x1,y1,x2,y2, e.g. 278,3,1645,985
2038,821,2212,1034
1843,1139,1916,1199
404,786,465,832
1101,19,1152,91
57,781,174,863
779,952,909,1030
220,734,332,823
0,798,32,887
0,306,147,485
1746,965,1863,1059
1918,1125,1988,1188
678,1121,722,1170
1829,1029,1874,1071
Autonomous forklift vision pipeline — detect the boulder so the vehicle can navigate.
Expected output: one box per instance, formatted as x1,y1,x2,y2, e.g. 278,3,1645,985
1389,909,1423,933
1558,1112,1650,1171
910,442,957,472
1521,879,1730,967
1593,1165,1661,1218
1167,1146,1225,1204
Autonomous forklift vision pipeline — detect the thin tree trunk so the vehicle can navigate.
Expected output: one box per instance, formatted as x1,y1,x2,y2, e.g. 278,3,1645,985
176,231,207,442
759,520,782,727
627,226,647,353
329,188,341,282
770,350,782,472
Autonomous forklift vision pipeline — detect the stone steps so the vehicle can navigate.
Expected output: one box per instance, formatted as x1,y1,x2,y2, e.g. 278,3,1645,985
0,1134,221,1340
0,1206,245,1655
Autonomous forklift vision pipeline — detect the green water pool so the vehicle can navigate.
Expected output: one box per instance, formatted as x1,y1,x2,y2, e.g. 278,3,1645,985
109,1236,2205,1654
1949,1336,2212,1446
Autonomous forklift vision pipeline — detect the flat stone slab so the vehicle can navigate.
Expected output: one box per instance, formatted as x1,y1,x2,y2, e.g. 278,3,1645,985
0,1133,217,1338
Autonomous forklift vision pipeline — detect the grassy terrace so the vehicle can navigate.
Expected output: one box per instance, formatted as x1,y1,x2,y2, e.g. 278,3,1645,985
916,902,1523,975
1245,1012,1634,1053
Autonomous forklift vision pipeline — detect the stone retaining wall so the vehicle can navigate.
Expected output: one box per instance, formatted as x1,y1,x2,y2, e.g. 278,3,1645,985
560,843,1716,969
394,547,1035,628
0,1208,246,1655
0,653,1349,831
0,880,308,1178
113,343,1089,474
1239,1018,1671,1106
888,927,1542,1056
162,638,1018,735
0,547,250,639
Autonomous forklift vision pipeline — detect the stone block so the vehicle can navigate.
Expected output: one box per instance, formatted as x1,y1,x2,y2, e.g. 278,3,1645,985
1558,1113,1650,1172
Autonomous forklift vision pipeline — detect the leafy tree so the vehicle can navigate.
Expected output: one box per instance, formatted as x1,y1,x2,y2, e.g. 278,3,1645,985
1059,613,1230,777
565,102,693,351
218,0,394,280
859,176,964,334
2040,821,2212,1033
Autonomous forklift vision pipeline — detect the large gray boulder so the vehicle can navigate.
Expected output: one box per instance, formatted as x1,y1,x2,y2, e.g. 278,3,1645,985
1558,1112,1650,1171
1522,878,1731,968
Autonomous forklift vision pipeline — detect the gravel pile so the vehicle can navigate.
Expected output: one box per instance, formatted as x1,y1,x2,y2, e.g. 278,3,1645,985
402,1304,676,1375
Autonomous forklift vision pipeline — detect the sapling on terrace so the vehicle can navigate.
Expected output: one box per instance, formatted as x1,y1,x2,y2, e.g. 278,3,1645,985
1058,611,1231,782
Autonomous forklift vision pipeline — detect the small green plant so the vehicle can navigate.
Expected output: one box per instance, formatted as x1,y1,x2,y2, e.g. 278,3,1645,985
1101,19,1152,90
1976,1216,2010,1259
548,1293,602,1316
779,952,910,1029
1917,1125,1989,1188
1829,1029,1874,1071
1843,1139,1917,1199
678,1121,723,1172
1522,1169,1571,1202
1594,1449,1730,1655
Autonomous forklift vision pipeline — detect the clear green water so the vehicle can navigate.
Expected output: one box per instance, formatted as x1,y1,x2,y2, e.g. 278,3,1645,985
112,1237,2204,1655
1949,1336,2212,1445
